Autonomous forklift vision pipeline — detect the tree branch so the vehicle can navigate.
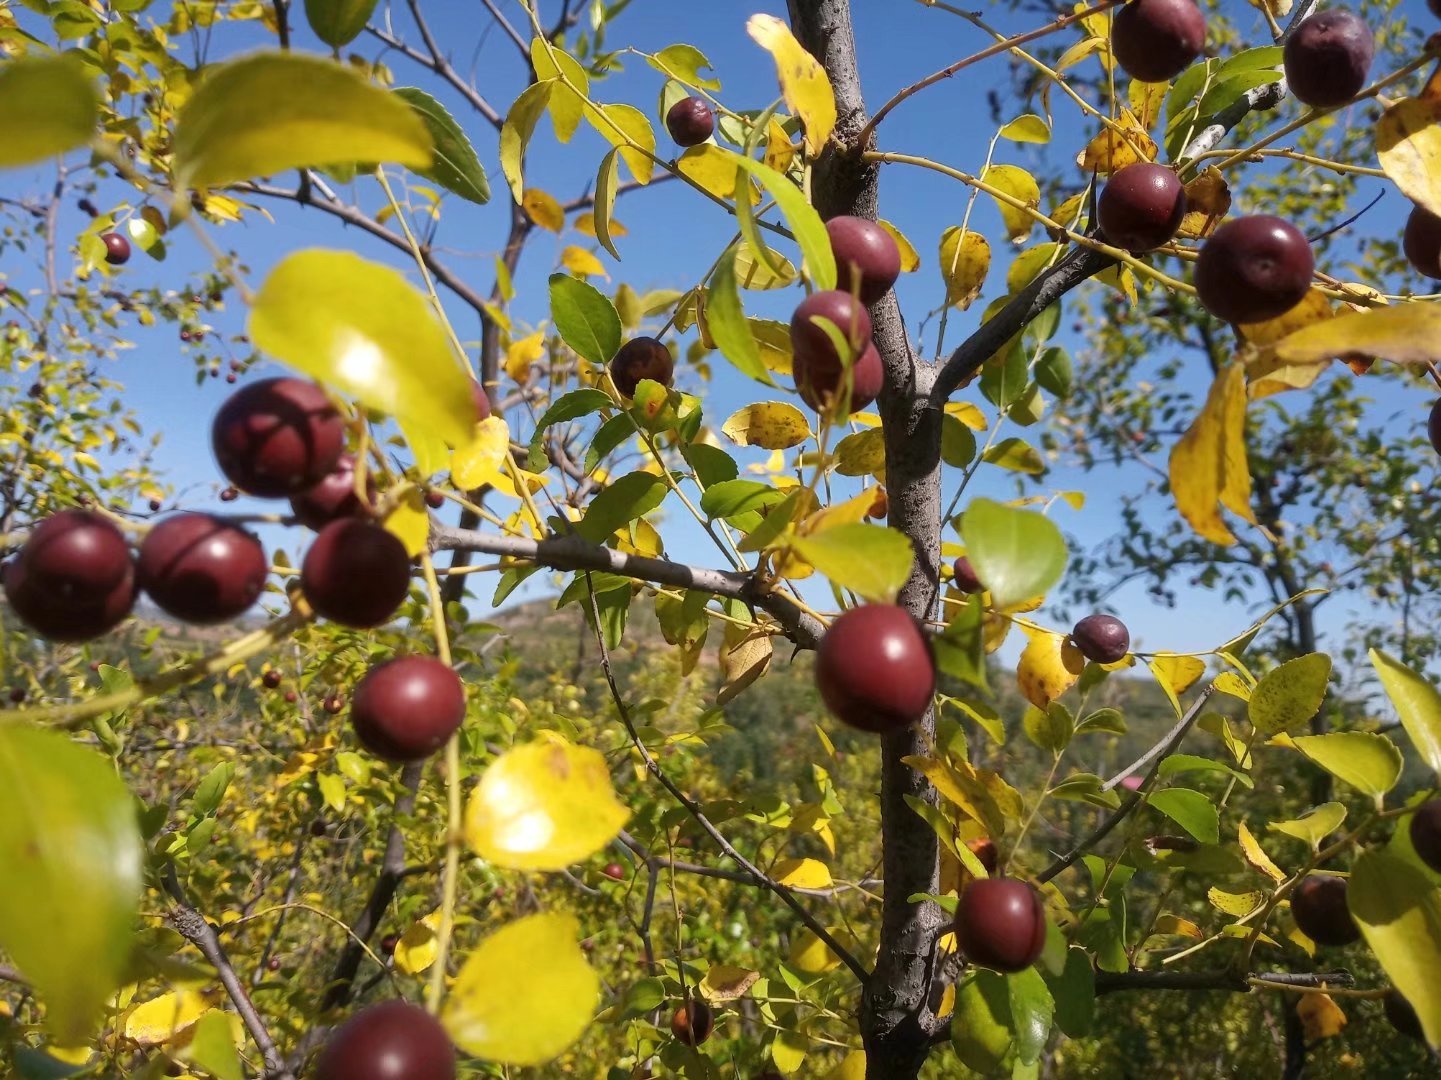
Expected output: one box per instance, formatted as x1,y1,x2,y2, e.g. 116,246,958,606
1096,968,1354,996
431,525,826,649
366,0,503,129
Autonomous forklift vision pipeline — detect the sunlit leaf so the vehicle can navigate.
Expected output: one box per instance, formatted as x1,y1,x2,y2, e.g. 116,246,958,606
1249,653,1331,736
1168,363,1256,546
1371,648,1441,775
0,56,98,169
982,164,1041,242
530,38,588,143
1147,788,1219,844
999,114,1051,143
1350,851,1441,1048
1267,802,1346,848
721,402,810,449
746,15,836,156
939,226,990,309
1016,629,1084,713
122,989,217,1045
790,524,913,603
550,273,621,368
1376,97,1441,221
1285,732,1402,797
304,0,379,47
961,498,1067,611
708,248,766,382
773,857,832,889
500,80,553,203
394,911,439,975
699,965,759,1003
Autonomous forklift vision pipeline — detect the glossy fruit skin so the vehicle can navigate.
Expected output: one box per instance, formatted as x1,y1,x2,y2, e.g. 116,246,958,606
3,511,136,641
314,1000,455,1080
289,455,375,531
1194,215,1314,325
826,216,902,304
1111,0,1207,83
300,520,411,628
791,291,876,412
1283,9,1374,108
1403,206,1441,279
1384,989,1426,1042
262,670,283,689
350,656,466,762
212,378,345,497
101,232,131,266
670,1000,714,1046
609,337,674,398
138,514,267,624
602,862,626,880
955,877,1047,973
425,490,446,510
814,604,936,734
1070,614,1130,664
666,96,715,147
1409,798,1441,872
953,557,984,595
1291,873,1361,946
1097,163,1187,253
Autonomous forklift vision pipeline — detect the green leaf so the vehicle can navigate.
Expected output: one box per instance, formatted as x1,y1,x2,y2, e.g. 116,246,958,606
961,498,1067,610
1045,947,1095,1038
1007,968,1054,1065
303,0,378,47
647,44,722,90
1048,772,1121,809
1288,732,1402,798
1349,851,1441,1048
1034,346,1073,398
550,274,622,368
951,971,1014,1074
528,388,613,471
1073,708,1125,737
621,977,666,1018
500,80,554,203
183,1009,243,1080
980,338,1028,410
393,87,490,204
173,53,431,187
982,437,1045,474
707,245,767,382
1248,653,1331,736
1371,648,1441,775
941,414,978,469
0,725,143,1043
1147,788,1219,844
192,762,234,817
790,523,914,603
712,146,835,290
934,596,988,691
1267,802,1346,848
1023,704,1072,755
578,471,668,543
0,56,98,169
249,249,478,447
699,479,786,522
593,147,622,260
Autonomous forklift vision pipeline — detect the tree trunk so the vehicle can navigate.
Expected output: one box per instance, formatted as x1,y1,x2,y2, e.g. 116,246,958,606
787,2,948,1075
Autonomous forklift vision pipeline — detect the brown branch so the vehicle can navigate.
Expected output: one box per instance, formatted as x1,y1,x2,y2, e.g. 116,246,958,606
479,0,530,60
1096,968,1354,996
365,2,502,128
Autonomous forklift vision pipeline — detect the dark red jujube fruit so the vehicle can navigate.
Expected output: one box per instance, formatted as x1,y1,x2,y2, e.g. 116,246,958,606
138,513,267,624
349,655,466,762
3,510,136,641
814,604,936,734
313,1000,455,1080
955,877,1047,973
300,519,411,628
212,377,346,498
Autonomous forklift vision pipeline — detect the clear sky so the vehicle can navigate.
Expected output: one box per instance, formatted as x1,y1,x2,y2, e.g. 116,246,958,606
7,0,1438,670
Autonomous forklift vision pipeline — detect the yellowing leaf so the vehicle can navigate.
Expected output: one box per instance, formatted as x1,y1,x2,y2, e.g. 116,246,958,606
828,1051,867,1080
773,857,833,888
506,331,546,383
1152,653,1206,696
464,736,630,870
1250,653,1332,737
584,101,654,184
1275,302,1441,367
1287,732,1403,797
721,401,811,450
982,165,1040,242
530,39,588,143
719,622,772,706
940,227,990,309
521,188,564,232
788,926,854,974
383,488,429,557
1376,97,1441,220
501,81,553,203
790,524,913,603
999,114,1051,143
700,965,760,1002
1238,821,1287,883
746,15,836,156
442,913,598,1065
879,219,920,272
1167,363,1255,546
394,911,439,975
735,243,796,289
1075,109,1156,173
1016,628,1084,710
1349,852,1441,1048
0,56,98,169
677,143,755,202
122,990,218,1045
1298,991,1347,1042
1371,648,1441,776
561,245,606,277
1268,802,1347,848
173,53,431,187
249,249,479,447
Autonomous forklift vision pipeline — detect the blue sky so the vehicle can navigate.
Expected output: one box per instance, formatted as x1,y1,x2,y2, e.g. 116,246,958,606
8,0,1439,668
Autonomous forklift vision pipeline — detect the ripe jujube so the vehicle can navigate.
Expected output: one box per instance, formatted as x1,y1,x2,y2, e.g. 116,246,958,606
262,669,282,689
1097,163,1186,253
1384,989,1426,1042
955,877,1047,973
300,520,411,628
609,337,674,399
289,454,375,530
1283,9,1374,108
349,655,466,762
826,215,902,304
670,999,714,1046
313,1000,455,1080
3,510,136,641
137,513,268,624
1409,798,1441,872
666,96,715,147
101,232,131,266
791,291,877,413
1290,873,1360,946
1110,0,1207,83
212,377,346,497
1403,206,1441,279
1194,215,1313,325
814,604,936,734
602,862,626,880
1070,614,1130,664
953,557,984,595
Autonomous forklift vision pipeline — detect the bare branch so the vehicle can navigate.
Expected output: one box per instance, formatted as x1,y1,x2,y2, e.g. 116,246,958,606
479,0,530,60
1096,968,1354,996
365,2,503,128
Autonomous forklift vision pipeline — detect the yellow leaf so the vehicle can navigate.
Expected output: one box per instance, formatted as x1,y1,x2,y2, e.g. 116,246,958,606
939,227,990,310
505,330,546,383
945,401,989,430
1248,0,1294,19
746,15,836,157
1241,288,1334,349
1128,79,1167,130
787,926,857,974
249,249,478,447
277,734,336,786
773,857,832,889
676,143,757,203
1177,166,1231,239
500,81,553,204
583,101,654,184
1151,652,1206,696
981,164,1040,242
764,115,797,173
451,416,512,491
1238,821,1287,884
1075,109,1156,174
0,57,98,169
394,911,440,975
1016,628,1085,709
879,219,920,272
441,913,598,1066
1376,97,1441,220
1298,992,1347,1042
827,1051,867,1080
1275,302,1441,367
561,245,606,277
718,623,772,705
721,401,811,450
521,188,564,232
529,39,588,143
1167,363,1255,545
699,965,760,1002
173,53,432,187
383,488,429,557
735,243,796,289
122,990,218,1046
463,735,630,870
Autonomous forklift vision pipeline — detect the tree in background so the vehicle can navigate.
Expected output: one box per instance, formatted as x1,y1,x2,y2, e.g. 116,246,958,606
5,0,1441,1078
